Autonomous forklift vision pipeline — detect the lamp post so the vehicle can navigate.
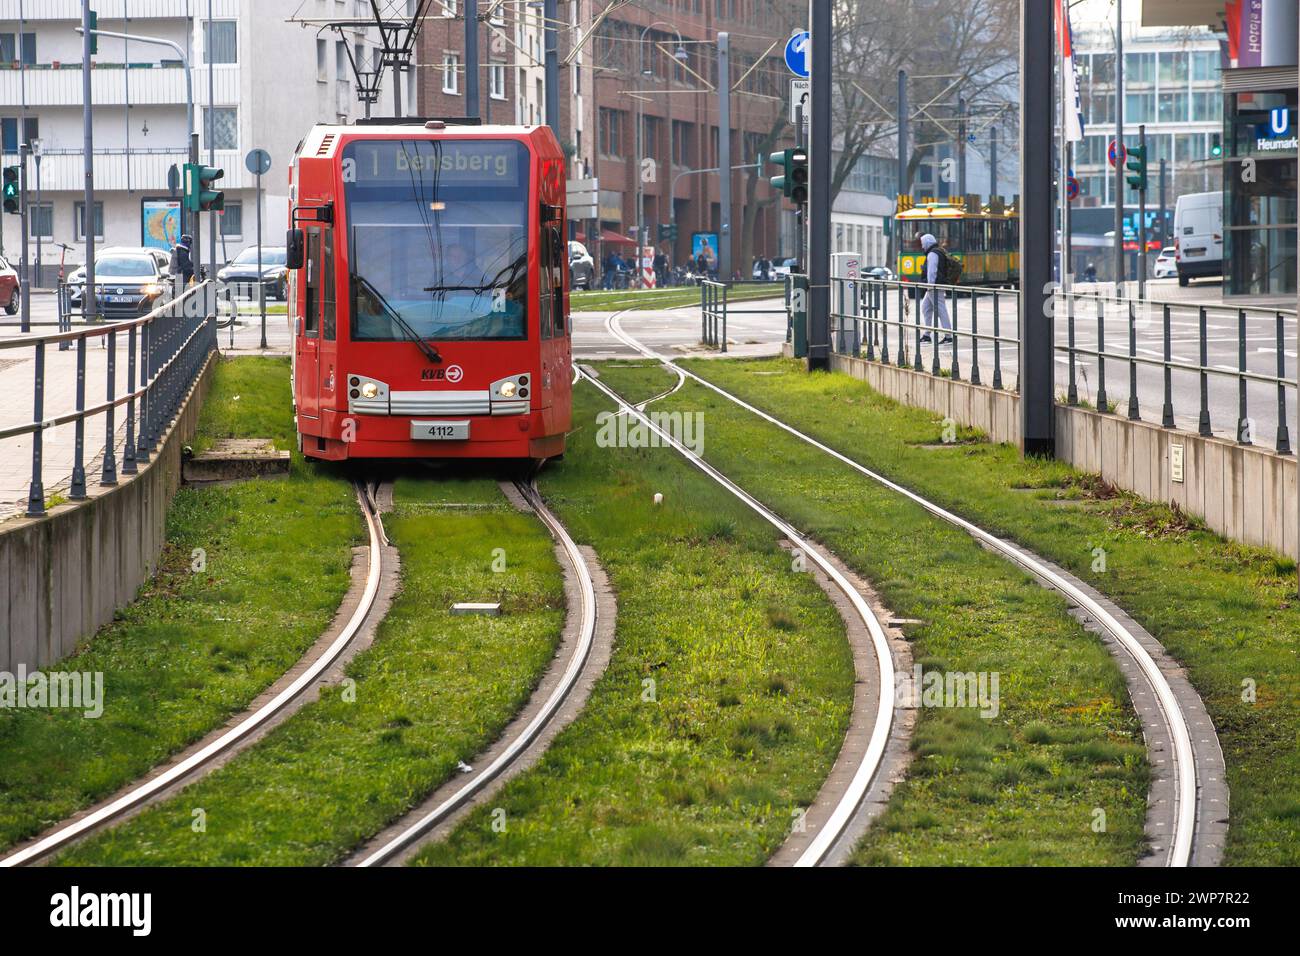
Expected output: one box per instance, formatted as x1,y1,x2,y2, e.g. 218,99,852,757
634,21,687,288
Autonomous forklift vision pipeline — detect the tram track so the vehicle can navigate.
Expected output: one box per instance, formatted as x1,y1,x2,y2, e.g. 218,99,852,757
0,480,390,868
578,338,904,867
350,475,610,867
604,309,1225,867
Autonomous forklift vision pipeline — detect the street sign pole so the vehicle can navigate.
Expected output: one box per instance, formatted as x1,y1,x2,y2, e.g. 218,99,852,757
82,0,97,323
808,3,831,371
1137,124,1147,301
718,32,732,283
1114,0,1125,292
19,144,30,334
245,148,273,349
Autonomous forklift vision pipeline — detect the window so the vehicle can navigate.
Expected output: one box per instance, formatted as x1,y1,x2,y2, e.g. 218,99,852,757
220,201,243,238
489,61,506,100
203,21,237,65
317,39,328,82
29,202,52,239
1191,50,1220,82
599,108,624,157
1159,51,1188,85
0,33,36,65
442,53,460,94
442,0,457,15
1124,52,1155,85
203,107,238,150
1158,92,1188,123
1,116,39,153
1125,91,1155,124
75,201,104,242
1192,91,1221,123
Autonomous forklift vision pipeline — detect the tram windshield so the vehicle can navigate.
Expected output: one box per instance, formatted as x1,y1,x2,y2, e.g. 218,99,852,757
343,138,530,342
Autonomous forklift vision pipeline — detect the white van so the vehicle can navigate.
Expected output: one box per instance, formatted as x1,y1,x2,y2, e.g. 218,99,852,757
1173,191,1223,286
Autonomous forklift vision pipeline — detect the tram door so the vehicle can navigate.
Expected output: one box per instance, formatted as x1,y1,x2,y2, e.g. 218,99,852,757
295,228,323,421
539,218,568,428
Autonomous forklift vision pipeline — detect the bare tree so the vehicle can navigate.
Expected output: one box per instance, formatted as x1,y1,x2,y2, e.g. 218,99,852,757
830,0,1019,203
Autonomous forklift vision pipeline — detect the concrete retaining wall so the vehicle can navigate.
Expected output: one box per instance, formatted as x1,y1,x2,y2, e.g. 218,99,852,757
830,353,1296,559
0,353,217,672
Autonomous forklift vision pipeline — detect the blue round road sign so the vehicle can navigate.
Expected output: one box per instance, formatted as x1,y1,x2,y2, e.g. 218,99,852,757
784,32,810,78
1107,140,1126,168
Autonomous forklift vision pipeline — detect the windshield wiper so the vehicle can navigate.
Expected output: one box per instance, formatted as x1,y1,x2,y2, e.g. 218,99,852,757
351,273,442,364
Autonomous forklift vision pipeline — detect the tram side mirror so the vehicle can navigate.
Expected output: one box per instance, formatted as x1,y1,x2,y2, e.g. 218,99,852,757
286,229,305,270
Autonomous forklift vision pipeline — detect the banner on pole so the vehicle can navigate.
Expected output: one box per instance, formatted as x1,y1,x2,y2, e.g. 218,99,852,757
1055,0,1086,143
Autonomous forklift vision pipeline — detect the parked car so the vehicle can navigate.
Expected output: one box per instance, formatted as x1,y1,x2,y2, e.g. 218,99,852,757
1173,191,1222,287
0,255,19,316
568,241,595,290
218,246,289,300
68,251,171,317
1153,247,1177,279
67,247,171,287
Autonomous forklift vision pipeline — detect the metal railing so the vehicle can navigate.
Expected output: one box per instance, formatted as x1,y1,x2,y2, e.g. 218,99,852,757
701,279,728,351
0,282,219,518
830,277,1297,455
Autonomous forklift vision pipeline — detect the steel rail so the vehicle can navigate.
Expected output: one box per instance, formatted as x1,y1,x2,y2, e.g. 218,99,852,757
585,315,897,866
608,311,1200,867
355,476,598,867
0,480,386,867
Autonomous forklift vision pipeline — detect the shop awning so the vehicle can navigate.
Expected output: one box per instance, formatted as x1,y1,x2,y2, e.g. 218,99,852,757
587,229,636,246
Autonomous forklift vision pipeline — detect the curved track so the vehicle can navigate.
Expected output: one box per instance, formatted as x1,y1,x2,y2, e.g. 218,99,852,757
606,309,1218,867
579,347,900,867
353,477,600,867
0,481,387,868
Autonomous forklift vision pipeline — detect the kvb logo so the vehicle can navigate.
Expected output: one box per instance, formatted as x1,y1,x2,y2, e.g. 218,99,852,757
420,364,466,382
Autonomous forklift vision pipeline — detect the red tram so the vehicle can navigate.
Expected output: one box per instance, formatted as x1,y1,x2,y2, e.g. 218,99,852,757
287,121,572,462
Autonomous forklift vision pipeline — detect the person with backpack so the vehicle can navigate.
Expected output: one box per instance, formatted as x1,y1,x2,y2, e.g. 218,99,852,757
918,233,953,345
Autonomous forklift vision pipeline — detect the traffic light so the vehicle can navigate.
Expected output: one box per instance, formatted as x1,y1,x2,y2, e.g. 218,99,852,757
1125,144,1148,193
184,163,225,213
789,148,809,204
2,167,18,215
657,223,678,242
768,147,809,204
88,10,98,55
1210,133,1223,158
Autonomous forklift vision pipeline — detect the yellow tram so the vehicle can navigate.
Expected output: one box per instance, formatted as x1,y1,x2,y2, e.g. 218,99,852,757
895,194,1020,286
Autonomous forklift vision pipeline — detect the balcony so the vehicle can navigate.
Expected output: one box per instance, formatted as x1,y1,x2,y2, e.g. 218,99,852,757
0,62,240,108
0,148,252,192
0,0,229,21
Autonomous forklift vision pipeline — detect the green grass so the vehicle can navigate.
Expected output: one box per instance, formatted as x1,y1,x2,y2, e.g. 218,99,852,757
57,474,565,865
411,381,856,866
571,284,781,313
687,356,1300,866
601,361,1149,866
0,356,360,852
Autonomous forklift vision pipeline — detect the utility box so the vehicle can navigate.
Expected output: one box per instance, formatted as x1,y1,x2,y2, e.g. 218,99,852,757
831,252,862,354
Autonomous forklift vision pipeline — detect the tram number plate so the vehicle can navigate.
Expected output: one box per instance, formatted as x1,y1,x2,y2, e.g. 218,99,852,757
411,420,470,441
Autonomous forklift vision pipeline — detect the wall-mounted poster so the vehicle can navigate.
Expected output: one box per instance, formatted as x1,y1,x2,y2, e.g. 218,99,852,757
691,232,718,270
141,198,182,251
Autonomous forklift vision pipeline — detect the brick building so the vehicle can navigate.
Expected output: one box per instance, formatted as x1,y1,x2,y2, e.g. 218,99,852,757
416,1,799,275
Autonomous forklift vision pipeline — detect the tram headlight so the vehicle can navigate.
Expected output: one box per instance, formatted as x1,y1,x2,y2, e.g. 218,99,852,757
499,381,517,398
360,382,379,399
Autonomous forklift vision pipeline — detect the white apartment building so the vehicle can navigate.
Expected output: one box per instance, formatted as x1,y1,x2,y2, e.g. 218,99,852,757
0,0,400,277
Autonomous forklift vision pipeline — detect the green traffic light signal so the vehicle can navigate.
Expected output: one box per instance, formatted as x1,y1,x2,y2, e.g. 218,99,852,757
2,166,18,215
1210,133,1223,157
768,148,792,197
184,162,225,212
1125,144,1148,193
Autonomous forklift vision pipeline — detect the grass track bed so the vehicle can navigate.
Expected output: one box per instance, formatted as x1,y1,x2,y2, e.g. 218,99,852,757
687,356,1300,865
56,475,565,865
571,285,780,313
609,360,1150,865
0,357,359,852
412,381,854,866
